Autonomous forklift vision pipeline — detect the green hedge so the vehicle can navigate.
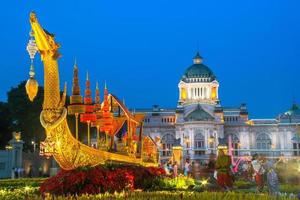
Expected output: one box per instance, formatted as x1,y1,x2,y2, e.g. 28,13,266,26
0,191,297,200
234,180,256,189
0,178,46,190
280,184,300,193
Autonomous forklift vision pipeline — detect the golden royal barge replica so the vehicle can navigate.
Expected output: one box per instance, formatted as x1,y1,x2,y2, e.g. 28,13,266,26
25,12,158,170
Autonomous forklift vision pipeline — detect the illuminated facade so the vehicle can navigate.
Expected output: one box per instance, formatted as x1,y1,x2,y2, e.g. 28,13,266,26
140,52,300,164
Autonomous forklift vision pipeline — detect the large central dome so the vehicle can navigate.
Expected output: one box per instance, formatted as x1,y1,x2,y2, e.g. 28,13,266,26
178,52,219,105
182,52,216,81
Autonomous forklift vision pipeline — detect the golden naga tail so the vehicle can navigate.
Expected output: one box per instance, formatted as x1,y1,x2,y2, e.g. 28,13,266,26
28,12,157,170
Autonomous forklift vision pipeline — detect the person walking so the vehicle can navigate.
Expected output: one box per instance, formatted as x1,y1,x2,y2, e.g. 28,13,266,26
251,154,265,192
184,160,190,177
173,161,178,178
266,159,280,196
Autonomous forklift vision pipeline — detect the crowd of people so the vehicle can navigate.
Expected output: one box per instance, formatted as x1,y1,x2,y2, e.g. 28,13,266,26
163,160,192,178
162,148,282,196
213,149,280,195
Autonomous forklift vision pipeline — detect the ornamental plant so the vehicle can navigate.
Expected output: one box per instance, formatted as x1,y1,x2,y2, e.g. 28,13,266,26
39,164,165,196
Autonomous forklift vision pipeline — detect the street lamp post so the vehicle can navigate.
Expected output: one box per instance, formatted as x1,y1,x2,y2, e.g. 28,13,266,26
31,140,37,152
208,135,215,154
184,136,190,155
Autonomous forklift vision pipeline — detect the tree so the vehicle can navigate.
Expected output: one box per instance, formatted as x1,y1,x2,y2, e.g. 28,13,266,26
2,81,91,151
0,102,12,148
7,81,45,151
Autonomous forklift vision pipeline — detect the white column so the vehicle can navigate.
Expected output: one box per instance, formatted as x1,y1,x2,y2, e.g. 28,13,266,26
192,88,194,99
200,87,202,99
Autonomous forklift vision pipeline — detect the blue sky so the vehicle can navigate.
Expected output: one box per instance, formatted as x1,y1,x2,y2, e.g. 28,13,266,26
0,0,299,118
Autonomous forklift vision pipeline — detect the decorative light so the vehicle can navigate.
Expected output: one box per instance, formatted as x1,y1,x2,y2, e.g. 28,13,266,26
5,145,13,150
24,186,31,191
25,30,39,101
13,132,21,142
200,178,209,186
208,135,215,144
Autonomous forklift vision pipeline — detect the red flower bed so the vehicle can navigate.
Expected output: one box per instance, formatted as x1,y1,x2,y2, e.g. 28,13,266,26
40,165,165,195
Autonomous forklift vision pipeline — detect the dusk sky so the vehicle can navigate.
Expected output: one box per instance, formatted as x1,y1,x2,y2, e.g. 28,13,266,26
0,0,299,118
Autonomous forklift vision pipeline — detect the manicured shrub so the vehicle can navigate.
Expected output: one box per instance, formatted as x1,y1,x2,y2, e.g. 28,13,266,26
234,180,256,189
0,190,297,200
39,164,165,196
0,178,45,190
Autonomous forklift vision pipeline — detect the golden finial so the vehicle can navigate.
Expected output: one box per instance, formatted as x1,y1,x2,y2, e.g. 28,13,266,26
25,30,39,102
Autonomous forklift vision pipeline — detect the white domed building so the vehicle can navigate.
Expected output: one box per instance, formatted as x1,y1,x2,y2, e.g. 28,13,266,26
138,52,300,165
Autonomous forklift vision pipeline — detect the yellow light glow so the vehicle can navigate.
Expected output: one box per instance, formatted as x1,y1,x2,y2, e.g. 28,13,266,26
181,88,187,100
5,145,13,150
211,87,216,100
208,137,214,144
246,120,254,125
200,178,208,186
24,186,30,191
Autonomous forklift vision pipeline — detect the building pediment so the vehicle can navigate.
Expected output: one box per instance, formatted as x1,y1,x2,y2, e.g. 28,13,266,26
184,105,215,122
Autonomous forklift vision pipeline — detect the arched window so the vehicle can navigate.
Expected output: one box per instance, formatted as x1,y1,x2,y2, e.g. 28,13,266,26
232,134,240,156
292,134,300,156
161,134,176,156
194,132,205,149
225,134,240,156
256,133,271,150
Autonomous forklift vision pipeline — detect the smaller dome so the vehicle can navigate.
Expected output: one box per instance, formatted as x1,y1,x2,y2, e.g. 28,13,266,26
185,105,214,121
285,103,300,116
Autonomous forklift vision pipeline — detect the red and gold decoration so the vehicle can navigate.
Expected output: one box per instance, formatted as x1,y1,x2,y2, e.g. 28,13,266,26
80,72,97,146
39,138,57,159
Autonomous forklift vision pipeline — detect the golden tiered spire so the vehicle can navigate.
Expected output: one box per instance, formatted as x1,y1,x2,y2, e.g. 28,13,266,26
84,71,92,105
68,60,85,140
70,60,83,104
